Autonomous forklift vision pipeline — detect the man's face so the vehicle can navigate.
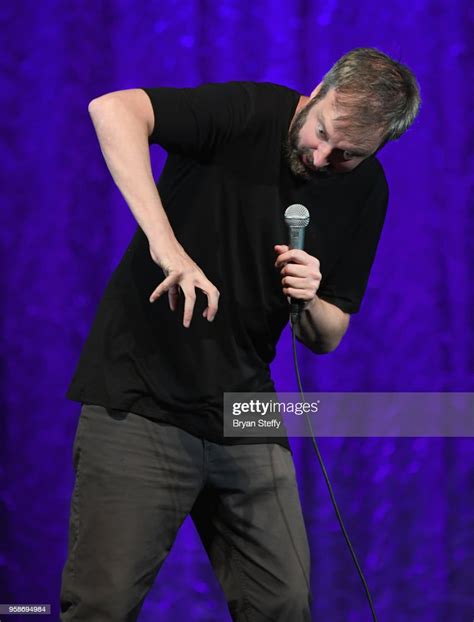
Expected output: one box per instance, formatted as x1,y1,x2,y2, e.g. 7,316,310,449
286,88,382,179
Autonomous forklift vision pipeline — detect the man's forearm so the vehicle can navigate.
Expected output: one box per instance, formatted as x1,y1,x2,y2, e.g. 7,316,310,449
294,296,350,354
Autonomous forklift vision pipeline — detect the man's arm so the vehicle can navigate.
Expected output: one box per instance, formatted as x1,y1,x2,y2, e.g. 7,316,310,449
88,89,171,253
294,296,350,354
274,244,350,354
87,89,219,327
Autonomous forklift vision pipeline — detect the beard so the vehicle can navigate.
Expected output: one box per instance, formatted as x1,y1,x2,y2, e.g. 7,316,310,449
284,98,334,181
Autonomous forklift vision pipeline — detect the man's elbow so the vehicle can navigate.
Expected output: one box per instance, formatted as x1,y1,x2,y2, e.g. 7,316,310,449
306,335,344,355
87,90,155,136
300,314,350,354
88,94,111,117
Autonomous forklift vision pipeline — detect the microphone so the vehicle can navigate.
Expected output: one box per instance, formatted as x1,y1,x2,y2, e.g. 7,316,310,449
284,204,310,324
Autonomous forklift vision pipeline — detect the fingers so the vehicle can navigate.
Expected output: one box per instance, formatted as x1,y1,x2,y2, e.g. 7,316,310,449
149,274,176,303
275,246,322,302
281,280,316,301
180,283,196,328
180,278,219,327
181,278,220,327
282,275,311,289
150,271,220,328
201,284,220,323
277,257,321,282
168,285,179,311
279,263,308,277
274,248,312,268
282,286,315,301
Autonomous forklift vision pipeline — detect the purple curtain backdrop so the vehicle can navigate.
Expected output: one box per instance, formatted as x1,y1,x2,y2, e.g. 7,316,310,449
2,1,473,620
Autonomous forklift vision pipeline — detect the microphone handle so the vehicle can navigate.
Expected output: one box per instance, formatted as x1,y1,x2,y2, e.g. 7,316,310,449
288,226,305,323
288,226,305,251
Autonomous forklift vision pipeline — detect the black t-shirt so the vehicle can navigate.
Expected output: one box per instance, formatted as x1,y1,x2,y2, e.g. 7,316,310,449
67,82,388,450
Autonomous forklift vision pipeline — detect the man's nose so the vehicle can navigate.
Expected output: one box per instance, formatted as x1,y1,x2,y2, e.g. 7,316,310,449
313,144,331,168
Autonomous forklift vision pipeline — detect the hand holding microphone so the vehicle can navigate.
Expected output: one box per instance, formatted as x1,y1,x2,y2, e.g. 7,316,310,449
274,204,322,324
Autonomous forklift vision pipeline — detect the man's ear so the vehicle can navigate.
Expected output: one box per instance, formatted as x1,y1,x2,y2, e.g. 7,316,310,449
309,82,323,99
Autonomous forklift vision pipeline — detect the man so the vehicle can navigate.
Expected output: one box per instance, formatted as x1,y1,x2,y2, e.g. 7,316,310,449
61,48,420,621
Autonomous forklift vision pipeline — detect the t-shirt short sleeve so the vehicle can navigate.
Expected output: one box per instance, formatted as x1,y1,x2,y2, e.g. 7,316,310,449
317,166,389,314
141,82,261,157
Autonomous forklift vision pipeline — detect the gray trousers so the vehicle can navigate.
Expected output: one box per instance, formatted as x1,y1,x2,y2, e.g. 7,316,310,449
60,404,312,621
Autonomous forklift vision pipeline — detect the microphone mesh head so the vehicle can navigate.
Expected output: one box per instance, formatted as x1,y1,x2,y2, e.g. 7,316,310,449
284,204,310,228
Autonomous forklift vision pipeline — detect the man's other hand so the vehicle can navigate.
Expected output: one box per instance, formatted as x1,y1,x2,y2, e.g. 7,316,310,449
274,244,322,307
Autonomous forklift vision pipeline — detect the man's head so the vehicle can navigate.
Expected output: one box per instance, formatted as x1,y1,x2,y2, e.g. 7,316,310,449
286,47,421,179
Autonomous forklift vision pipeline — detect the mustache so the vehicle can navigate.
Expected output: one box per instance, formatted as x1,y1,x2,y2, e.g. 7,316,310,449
291,145,334,177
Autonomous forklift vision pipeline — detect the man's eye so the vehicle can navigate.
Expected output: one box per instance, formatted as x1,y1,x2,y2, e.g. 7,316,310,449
318,126,325,136
343,151,355,160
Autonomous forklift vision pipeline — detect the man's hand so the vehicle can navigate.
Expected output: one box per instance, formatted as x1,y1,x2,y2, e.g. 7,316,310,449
149,242,220,328
274,244,322,306
274,243,349,353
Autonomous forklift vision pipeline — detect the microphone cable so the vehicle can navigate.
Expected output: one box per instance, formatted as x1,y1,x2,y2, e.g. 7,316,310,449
289,314,379,622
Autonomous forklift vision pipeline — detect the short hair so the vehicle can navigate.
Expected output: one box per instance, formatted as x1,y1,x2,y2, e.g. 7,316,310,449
318,47,421,145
